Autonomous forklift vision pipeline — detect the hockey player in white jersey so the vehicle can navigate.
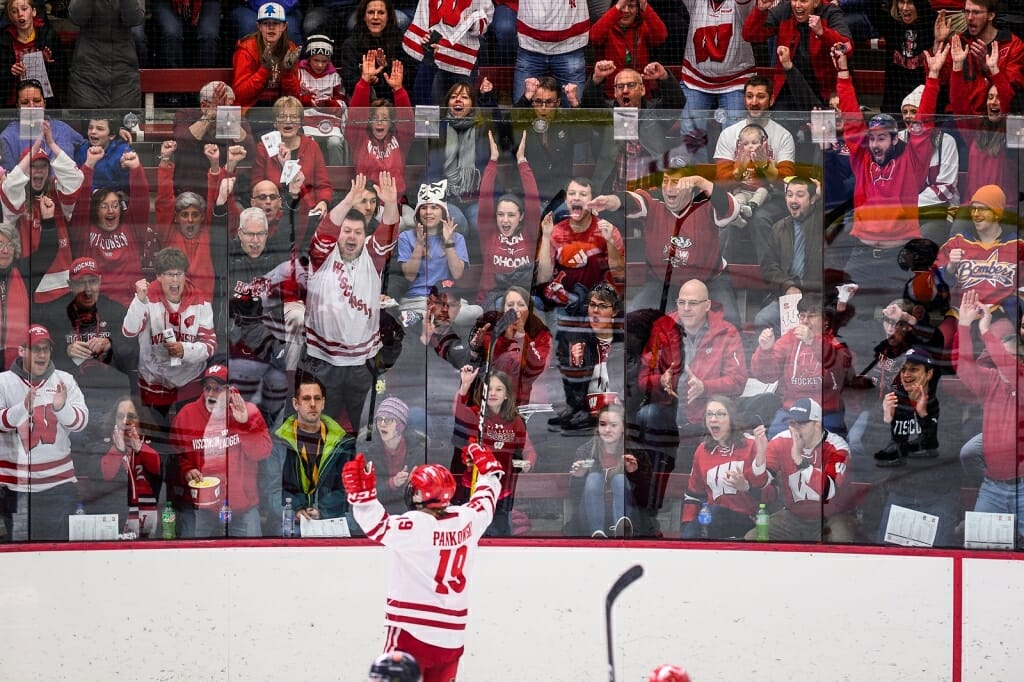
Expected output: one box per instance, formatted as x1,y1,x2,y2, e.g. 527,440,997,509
343,442,503,682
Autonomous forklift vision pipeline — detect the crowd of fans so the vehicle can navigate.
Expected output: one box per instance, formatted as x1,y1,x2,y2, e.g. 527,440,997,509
0,0,1021,549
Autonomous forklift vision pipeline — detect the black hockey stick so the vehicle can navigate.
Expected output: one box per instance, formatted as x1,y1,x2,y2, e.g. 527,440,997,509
605,564,644,682
477,308,519,442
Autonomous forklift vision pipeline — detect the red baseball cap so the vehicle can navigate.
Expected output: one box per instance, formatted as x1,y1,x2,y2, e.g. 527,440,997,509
69,257,100,281
24,324,53,348
204,364,229,384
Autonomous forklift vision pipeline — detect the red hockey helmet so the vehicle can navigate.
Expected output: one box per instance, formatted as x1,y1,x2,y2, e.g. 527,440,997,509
404,464,456,510
649,664,692,682
368,650,421,681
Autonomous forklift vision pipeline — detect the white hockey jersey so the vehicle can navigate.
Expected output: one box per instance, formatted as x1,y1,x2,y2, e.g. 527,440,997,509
680,0,757,93
353,471,501,649
0,365,88,492
402,0,494,76
516,0,590,55
304,218,394,367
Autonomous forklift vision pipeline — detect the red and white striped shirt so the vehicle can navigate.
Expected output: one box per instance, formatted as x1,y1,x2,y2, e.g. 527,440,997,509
353,471,501,649
680,0,756,93
0,365,88,492
516,0,589,55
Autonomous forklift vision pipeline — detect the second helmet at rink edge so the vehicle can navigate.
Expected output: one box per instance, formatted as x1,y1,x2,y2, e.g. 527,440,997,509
649,664,692,682
368,651,422,682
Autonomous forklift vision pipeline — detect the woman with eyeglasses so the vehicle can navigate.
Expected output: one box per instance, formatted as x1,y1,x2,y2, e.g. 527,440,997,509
69,148,149,308
347,50,414,200
451,365,535,536
752,292,853,438
362,396,428,515
551,282,624,433
569,400,651,538
680,395,768,540
251,95,333,219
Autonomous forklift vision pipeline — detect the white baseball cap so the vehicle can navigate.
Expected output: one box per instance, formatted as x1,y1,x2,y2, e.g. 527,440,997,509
257,3,287,22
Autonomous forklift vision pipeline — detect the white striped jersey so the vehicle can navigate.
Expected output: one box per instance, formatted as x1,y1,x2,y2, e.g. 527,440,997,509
353,472,501,649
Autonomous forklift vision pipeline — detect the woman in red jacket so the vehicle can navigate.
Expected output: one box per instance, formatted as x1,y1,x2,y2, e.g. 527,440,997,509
232,3,301,116
743,0,854,108
347,50,414,199
251,95,333,218
589,0,667,100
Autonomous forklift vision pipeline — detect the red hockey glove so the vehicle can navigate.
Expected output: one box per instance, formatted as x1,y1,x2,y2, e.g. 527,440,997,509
464,442,503,477
342,453,377,503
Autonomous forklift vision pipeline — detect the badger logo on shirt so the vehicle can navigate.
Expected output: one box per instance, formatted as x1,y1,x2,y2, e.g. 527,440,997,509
663,235,693,267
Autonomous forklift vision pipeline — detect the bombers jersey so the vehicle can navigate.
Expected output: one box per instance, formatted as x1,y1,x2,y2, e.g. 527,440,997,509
353,471,501,649
937,231,1023,308
680,0,756,93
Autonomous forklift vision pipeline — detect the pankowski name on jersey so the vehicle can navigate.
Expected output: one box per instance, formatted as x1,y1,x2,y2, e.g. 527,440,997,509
353,471,501,650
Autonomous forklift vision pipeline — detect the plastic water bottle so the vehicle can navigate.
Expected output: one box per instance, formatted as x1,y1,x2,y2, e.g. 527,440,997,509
697,503,712,538
281,498,295,538
161,502,176,540
219,499,233,528
756,503,770,542
74,503,85,515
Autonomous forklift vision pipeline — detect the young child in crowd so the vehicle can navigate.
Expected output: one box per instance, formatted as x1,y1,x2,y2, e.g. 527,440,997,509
297,34,347,165
728,123,772,227
452,365,535,537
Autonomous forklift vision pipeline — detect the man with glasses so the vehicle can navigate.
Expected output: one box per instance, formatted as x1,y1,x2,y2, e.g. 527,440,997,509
639,278,746,452
515,76,584,205
123,248,217,418
753,293,852,437
933,0,1024,113
552,282,624,432
222,207,292,428
582,60,685,194
169,364,272,537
